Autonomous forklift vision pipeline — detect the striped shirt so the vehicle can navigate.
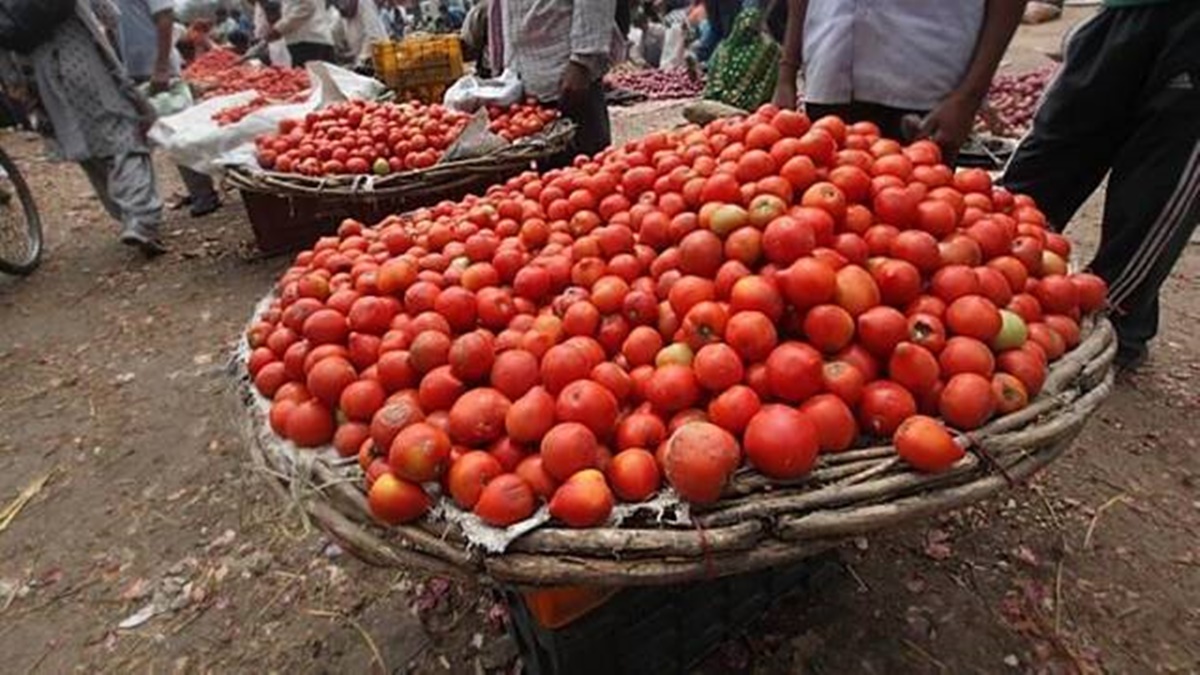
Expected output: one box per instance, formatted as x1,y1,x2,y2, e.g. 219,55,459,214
496,0,621,101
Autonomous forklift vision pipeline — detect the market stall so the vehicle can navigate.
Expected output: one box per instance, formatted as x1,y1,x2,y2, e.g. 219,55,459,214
234,99,1115,669
151,53,573,254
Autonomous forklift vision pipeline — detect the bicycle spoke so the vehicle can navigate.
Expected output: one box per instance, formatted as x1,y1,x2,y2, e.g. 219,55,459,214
0,177,35,266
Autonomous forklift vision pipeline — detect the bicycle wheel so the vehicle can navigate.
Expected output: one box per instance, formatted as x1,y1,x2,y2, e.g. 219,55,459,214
0,146,43,275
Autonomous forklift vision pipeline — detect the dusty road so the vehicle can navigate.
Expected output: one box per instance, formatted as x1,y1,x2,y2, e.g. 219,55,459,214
0,9,1197,673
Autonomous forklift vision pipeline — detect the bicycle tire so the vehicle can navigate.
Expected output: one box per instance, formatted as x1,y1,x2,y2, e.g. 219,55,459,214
0,146,43,275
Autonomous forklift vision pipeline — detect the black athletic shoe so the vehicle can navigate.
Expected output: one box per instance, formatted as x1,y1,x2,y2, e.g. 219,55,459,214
1114,343,1148,372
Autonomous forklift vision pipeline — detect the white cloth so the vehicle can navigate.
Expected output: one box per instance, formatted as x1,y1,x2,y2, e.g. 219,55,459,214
340,0,389,63
117,0,183,79
498,0,621,102
275,0,335,46
802,0,985,111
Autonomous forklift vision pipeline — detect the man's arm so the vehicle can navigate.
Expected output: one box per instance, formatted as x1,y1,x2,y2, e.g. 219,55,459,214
150,1,176,93
772,0,808,110
562,0,617,105
921,0,1025,161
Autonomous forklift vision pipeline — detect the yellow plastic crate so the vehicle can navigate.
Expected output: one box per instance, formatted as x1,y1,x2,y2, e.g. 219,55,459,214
373,34,464,103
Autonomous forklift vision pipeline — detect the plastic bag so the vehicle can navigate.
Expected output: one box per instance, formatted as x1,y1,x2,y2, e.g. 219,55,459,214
640,22,665,68
703,8,780,111
443,69,524,113
660,22,689,70
148,61,386,175
267,40,292,68
441,109,508,161
140,80,195,118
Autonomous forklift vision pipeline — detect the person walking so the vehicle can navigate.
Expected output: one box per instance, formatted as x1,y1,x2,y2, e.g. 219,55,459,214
771,0,1024,162
268,0,337,66
332,0,389,67
2,0,166,254
117,0,222,217
1002,0,1200,369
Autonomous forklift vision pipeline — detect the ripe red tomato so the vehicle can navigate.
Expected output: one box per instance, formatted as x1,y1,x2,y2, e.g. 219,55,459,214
798,394,857,452
743,405,820,478
859,380,917,437
939,373,996,430
894,416,963,473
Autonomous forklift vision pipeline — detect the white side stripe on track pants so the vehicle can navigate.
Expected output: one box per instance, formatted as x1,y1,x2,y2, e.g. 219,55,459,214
1107,140,1200,306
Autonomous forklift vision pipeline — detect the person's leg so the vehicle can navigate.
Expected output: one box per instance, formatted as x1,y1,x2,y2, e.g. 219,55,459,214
548,80,612,169
177,165,221,217
572,80,612,157
287,42,334,66
108,152,166,255
1001,8,1161,230
1089,4,1200,365
78,157,123,223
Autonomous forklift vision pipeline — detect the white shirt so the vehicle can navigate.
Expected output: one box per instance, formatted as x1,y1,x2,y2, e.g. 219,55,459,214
275,0,335,46
341,0,389,63
803,0,985,111
117,0,183,79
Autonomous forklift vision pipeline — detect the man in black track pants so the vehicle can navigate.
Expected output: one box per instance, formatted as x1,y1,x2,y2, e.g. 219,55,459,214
1002,0,1199,370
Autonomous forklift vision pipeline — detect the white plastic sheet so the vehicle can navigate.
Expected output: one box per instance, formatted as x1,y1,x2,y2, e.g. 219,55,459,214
148,62,386,176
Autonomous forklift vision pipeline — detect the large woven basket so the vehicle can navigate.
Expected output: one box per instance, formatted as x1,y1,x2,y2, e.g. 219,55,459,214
242,315,1116,587
226,120,575,201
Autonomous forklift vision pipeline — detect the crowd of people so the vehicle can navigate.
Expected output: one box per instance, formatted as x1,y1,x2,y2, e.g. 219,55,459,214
0,0,1194,368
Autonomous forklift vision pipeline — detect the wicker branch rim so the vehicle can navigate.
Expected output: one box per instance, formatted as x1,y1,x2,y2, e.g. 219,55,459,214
226,121,576,198
243,314,1115,587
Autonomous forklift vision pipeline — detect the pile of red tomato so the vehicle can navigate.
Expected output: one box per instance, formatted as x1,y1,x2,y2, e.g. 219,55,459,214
182,49,241,81
212,91,310,127
245,103,1107,531
255,100,562,177
486,100,560,142
183,49,311,102
255,100,473,176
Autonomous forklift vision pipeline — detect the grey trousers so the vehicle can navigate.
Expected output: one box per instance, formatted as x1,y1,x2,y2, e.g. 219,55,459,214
80,152,163,238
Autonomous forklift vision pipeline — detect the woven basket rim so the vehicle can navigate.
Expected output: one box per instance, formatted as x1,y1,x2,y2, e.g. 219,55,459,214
226,120,575,199
242,308,1116,587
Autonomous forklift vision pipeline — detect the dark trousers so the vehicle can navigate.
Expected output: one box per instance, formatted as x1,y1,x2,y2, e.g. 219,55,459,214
287,42,335,67
1002,2,1200,354
548,79,612,169
805,101,927,144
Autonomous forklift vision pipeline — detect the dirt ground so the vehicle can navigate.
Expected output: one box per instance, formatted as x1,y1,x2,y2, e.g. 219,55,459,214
1,8,1197,674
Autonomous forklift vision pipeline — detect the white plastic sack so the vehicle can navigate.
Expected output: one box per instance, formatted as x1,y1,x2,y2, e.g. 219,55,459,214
140,80,195,118
661,22,689,70
149,61,386,176
641,22,665,68
443,69,524,113
627,26,646,66
267,40,293,69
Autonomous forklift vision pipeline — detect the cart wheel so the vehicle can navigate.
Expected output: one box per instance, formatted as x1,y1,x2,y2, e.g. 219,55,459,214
503,552,840,675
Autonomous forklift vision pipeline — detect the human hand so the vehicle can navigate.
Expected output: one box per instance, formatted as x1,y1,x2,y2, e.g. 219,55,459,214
918,91,981,165
772,79,798,110
559,61,590,110
149,69,171,95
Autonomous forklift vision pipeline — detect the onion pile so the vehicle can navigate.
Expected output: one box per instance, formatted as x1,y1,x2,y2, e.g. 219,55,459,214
978,66,1057,137
604,67,704,101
